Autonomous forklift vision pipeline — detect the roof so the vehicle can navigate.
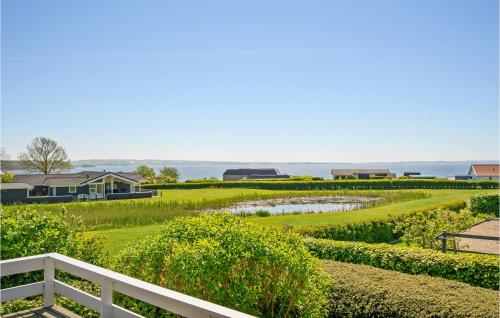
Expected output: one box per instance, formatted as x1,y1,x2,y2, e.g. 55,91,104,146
44,178,87,186
13,171,145,187
331,169,391,176
1,182,34,190
469,164,500,177
223,169,280,176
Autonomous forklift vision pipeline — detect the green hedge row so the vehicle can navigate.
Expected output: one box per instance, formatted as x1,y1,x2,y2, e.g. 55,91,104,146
301,221,395,243
143,179,499,190
306,238,500,290
300,200,467,243
323,260,499,318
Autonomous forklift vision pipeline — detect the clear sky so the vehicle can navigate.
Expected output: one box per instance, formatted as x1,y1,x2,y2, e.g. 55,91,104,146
1,0,498,162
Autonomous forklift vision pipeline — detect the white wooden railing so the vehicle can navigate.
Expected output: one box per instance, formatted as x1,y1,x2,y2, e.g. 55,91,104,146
0,253,255,318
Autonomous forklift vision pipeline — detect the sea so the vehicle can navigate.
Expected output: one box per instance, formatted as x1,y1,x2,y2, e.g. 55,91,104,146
9,161,498,181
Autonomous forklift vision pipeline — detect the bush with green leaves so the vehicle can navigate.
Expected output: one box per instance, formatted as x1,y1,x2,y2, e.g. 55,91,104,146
395,208,476,249
301,200,467,243
0,208,106,267
470,194,499,217
323,260,499,318
114,213,331,317
301,220,395,243
306,238,499,289
1,171,15,182
0,208,105,317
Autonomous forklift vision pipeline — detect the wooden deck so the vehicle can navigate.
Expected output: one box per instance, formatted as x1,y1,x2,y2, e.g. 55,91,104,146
1,306,80,318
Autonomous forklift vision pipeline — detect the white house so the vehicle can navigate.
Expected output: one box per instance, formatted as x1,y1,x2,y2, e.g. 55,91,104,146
468,164,500,181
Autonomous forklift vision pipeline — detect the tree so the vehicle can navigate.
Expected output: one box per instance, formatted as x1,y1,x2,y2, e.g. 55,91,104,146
136,165,156,182
1,171,15,183
159,166,180,183
18,137,71,174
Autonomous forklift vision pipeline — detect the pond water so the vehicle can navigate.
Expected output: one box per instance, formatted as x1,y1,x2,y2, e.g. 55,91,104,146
225,196,377,215
231,202,364,215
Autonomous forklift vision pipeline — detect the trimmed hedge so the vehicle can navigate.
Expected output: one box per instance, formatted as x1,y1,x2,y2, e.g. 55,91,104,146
306,238,500,289
300,200,468,243
301,220,395,243
143,179,499,190
323,260,499,318
471,194,500,217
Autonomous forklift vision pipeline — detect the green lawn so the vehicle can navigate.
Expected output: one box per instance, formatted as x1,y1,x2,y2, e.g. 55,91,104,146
88,189,496,254
6,188,421,230
249,189,497,229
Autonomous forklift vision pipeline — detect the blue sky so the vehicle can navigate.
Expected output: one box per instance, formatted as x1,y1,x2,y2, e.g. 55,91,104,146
2,0,498,162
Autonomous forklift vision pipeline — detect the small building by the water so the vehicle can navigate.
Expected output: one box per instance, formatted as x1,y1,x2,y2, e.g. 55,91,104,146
1,171,149,204
468,164,500,181
404,172,420,177
222,168,290,181
448,175,473,181
331,169,396,180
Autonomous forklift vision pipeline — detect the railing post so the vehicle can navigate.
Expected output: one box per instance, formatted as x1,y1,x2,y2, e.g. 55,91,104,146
101,279,113,318
43,257,55,307
440,230,448,253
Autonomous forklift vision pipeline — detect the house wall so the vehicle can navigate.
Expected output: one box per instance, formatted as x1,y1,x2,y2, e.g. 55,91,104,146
223,175,246,181
472,175,500,181
54,185,89,196
1,188,29,204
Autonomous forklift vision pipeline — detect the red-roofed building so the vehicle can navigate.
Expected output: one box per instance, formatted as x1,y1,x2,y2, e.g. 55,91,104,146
468,164,500,181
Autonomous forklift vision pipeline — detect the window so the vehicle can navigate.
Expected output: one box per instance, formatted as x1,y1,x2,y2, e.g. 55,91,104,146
89,184,97,194
69,186,77,193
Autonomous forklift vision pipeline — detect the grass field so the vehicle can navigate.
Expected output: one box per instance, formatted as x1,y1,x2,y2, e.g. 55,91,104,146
87,188,496,253
5,188,423,230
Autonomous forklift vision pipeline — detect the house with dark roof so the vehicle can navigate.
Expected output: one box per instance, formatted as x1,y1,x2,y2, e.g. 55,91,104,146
1,171,150,204
331,169,396,180
222,168,290,181
468,164,500,181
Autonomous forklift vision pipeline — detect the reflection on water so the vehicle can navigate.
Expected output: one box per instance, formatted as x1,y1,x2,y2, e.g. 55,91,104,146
231,202,364,215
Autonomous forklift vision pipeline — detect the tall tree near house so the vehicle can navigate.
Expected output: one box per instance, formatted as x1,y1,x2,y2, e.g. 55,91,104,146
18,137,71,174
159,166,180,183
136,165,156,183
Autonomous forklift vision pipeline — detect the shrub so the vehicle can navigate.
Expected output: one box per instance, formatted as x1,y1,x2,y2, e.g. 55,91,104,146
0,208,106,267
114,213,330,317
0,208,106,317
323,260,499,318
1,171,15,182
305,238,499,289
470,194,499,216
395,208,476,249
301,221,395,243
301,200,468,244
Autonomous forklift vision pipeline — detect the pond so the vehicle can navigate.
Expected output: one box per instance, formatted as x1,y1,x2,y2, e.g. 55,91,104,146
226,196,378,215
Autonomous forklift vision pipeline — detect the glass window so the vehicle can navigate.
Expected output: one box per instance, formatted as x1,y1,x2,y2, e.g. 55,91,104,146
89,184,97,193
68,186,77,193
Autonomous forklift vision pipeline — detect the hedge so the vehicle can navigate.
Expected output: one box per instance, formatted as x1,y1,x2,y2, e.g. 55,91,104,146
306,238,500,289
470,194,499,217
323,260,499,318
301,220,395,243
143,179,499,190
300,200,468,243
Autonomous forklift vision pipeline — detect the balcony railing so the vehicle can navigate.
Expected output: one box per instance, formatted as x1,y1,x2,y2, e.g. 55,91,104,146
0,253,255,318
